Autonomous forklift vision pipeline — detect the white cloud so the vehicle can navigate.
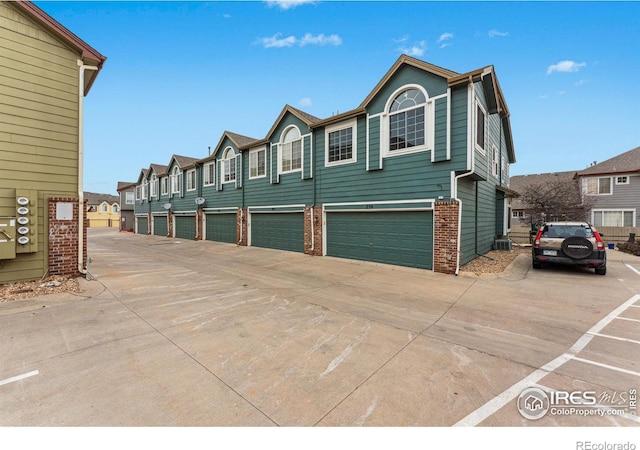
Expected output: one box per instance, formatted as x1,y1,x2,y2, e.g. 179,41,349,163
264,0,316,10
488,29,509,38
437,32,454,48
299,97,312,107
574,79,588,87
256,32,341,48
299,33,342,46
546,60,587,75
398,40,427,57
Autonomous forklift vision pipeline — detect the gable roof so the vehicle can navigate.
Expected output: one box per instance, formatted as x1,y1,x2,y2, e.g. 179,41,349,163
166,154,198,170
148,163,168,177
11,1,107,95
509,171,578,210
576,146,640,177
264,104,322,141
204,131,261,161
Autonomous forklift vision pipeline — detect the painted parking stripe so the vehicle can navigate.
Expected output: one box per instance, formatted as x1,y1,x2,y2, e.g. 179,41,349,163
616,316,640,323
571,356,640,377
590,332,640,345
0,370,39,387
626,264,640,276
454,294,640,427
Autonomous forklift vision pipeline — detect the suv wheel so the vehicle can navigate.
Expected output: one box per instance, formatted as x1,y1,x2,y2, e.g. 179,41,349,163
595,266,606,275
561,237,593,259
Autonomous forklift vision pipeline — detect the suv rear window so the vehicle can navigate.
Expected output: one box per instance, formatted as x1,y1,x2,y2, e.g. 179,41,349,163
542,225,593,239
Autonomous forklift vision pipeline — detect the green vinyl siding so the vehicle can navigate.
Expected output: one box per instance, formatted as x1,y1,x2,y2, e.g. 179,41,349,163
205,213,236,243
152,215,168,236
251,213,304,252
136,216,148,235
326,211,433,269
174,215,196,240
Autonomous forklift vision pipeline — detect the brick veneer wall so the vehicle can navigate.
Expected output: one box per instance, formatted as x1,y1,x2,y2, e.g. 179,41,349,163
433,200,459,275
237,208,248,246
304,206,323,256
48,197,87,277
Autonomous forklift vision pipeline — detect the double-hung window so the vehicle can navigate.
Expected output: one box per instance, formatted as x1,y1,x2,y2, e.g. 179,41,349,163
474,100,486,154
149,173,157,198
583,177,612,195
141,180,148,200
280,127,302,173
222,148,236,183
326,120,356,166
491,145,499,177
389,88,426,152
126,192,134,205
161,177,168,195
186,169,196,191
249,148,266,179
592,210,635,227
203,162,215,186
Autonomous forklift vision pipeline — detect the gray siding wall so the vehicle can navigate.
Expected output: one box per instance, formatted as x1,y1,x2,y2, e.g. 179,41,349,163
584,174,640,225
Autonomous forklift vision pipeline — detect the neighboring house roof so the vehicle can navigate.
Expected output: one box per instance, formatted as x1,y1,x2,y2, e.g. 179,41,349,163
84,192,119,206
12,1,107,95
509,171,578,210
117,181,136,192
575,146,640,177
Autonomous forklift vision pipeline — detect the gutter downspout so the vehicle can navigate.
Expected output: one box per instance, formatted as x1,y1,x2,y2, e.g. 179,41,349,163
453,83,476,275
77,60,99,275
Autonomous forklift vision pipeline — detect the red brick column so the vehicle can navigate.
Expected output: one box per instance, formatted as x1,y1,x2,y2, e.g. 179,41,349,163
433,200,459,275
48,197,86,277
304,206,323,256
237,208,248,246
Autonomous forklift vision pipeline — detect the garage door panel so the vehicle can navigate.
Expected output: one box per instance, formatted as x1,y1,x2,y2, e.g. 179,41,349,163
136,217,148,235
327,211,432,269
251,213,304,253
174,215,196,240
206,213,236,243
153,216,168,236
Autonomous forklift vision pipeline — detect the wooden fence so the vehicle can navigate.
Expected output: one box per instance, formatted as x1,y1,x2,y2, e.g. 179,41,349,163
509,225,638,245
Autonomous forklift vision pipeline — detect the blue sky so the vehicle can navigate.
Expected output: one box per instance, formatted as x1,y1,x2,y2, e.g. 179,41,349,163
34,0,640,194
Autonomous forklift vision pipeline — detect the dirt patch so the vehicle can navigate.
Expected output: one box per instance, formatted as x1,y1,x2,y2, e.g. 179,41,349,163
460,245,530,275
0,275,83,303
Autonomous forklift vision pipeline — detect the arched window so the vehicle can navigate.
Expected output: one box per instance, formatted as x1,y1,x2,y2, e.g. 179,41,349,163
113,204,119,213
171,166,181,195
388,88,426,152
222,147,236,183
149,173,157,198
280,126,302,173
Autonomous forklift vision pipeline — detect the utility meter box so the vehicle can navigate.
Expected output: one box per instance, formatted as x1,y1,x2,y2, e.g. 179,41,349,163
0,217,17,260
15,189,37,254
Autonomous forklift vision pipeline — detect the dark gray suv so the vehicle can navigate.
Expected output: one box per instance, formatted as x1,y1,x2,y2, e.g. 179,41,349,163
532,222,606,275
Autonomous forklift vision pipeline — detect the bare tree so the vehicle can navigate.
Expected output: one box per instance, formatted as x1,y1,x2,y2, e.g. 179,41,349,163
518,179,595,226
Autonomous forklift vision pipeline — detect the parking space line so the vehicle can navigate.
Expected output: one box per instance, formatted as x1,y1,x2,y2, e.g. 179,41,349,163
590,332,640,345
616,316,640,323
571,356,640,377
0,370,39,387
454,294,640,427
625,264,640,276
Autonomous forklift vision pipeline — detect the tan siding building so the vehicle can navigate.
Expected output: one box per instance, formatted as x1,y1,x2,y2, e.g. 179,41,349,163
0,1,106,283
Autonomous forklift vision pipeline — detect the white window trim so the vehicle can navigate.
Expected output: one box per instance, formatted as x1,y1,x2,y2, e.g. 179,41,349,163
100,203,108,213
473,96,487,155
149,174,157,198
615,175,629,185
381,84,433,159
491,144,499,177
249,147,267,180
591,209,636,227
186,169,197,192
141,180,148,200
325,119,357,167
125,191,135,205
221,147,237,184
278,126,303,175
203,162,215,187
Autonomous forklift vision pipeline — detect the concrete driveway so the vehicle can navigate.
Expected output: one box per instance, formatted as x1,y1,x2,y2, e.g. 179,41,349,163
1,228,639,427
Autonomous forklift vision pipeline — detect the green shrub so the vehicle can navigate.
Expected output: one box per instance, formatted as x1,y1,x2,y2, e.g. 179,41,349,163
616,241,640,256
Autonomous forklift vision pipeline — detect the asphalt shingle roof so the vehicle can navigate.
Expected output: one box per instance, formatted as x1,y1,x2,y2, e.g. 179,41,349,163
576,146,640,176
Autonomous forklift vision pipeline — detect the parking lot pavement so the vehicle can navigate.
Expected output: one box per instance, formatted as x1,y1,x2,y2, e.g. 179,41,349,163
1,228,639,427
